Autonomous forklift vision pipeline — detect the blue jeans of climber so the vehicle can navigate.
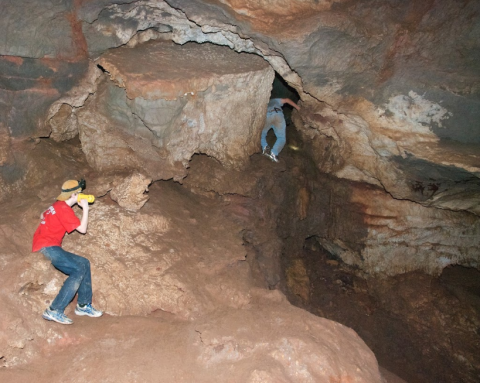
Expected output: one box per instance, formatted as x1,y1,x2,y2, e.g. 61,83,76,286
261,111,286,157
41,246,93,312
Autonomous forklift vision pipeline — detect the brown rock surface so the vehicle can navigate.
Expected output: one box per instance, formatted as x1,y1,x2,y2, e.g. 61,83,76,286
317,181,480,276
97,40,270,101
76,41,273,180
109,172,152,211
290,242,480,383
0,302,383,383
0,144,384,382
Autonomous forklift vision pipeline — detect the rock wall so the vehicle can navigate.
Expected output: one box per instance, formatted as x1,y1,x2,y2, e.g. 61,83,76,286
0,1,479,279
316,180,480,276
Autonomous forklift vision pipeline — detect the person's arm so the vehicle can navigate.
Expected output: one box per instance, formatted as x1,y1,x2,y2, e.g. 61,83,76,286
76,198,89,234
280,98,301,111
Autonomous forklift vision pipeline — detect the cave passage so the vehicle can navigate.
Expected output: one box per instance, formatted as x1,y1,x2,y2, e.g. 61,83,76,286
283,236,480,383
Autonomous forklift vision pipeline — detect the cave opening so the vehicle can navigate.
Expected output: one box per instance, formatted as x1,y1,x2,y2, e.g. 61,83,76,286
270,72,300,123
279,234,480,383
263,72,303,154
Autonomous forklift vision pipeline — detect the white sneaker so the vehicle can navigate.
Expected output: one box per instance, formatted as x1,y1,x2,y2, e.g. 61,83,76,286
42,308,73,325
75,303,103,317
269,153,279,162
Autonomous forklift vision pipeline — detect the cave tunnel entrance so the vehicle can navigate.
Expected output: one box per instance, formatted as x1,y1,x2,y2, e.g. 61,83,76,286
264,72,303,153
270,72,300,124
271,72,300,101
284,235,480,383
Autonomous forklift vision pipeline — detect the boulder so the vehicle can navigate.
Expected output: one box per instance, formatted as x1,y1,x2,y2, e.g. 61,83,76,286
77,41,273,180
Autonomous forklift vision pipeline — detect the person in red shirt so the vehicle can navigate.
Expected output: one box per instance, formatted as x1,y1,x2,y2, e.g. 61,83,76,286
32,179,102,325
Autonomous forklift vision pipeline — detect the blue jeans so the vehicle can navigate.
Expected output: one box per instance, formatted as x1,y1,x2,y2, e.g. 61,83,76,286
261,111,286,156
41,246,93,312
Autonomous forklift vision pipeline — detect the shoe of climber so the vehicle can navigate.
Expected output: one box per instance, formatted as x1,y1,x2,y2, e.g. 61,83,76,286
75,303,103,318
42,308,73,325
262,145,271,156
269,153,279,163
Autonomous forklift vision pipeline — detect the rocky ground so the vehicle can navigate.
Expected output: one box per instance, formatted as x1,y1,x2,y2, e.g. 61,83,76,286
0,139,385,383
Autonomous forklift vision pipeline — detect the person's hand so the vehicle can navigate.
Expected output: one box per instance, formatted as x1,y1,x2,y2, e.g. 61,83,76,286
78,198,89,211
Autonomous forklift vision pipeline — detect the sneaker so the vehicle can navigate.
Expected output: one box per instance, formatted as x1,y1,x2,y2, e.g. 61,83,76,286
262,145,270,156
42,308,73,325
269,153,279,163
75,303,103,318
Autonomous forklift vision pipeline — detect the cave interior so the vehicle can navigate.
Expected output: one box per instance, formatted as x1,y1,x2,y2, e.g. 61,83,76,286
0,1,479,383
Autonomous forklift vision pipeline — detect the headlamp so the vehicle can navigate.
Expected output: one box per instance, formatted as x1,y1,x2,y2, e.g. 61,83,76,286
61,179,86,193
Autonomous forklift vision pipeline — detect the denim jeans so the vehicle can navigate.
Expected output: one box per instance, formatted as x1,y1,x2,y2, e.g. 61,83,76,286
261,111,286,156
41,246,93,312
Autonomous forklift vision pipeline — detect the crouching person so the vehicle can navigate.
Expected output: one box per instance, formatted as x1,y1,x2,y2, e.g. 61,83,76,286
32,179,102,325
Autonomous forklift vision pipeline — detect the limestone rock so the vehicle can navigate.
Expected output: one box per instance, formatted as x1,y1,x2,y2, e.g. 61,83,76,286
316,180,480,276
194,292,383,383
1,0,479,379
22,181,250,319
45,62,103,142
110,173,152,211
0,0,90,137
294,99,480,216
0,124,11,166
47,104,79,142
77,41,273,180
2,0,479,217
0,0,80,59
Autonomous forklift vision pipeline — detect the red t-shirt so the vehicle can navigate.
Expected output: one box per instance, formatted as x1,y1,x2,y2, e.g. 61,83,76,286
32,201,81,252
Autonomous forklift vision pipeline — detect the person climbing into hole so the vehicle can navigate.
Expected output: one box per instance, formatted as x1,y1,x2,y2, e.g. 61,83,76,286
261,97,301,162
32,179,103,325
